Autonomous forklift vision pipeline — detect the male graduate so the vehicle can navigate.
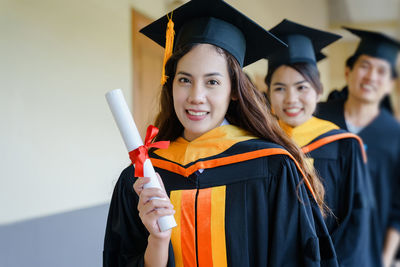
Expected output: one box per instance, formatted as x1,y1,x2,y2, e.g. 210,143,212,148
316,27,400,267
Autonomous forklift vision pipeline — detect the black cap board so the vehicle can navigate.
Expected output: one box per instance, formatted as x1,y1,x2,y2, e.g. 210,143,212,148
139,0,287,67
267,19,341,69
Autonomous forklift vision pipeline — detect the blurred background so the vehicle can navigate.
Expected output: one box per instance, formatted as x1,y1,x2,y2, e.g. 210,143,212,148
1,0,399,266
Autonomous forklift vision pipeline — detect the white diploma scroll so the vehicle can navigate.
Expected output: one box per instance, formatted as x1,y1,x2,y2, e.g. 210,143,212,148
106,88,177,231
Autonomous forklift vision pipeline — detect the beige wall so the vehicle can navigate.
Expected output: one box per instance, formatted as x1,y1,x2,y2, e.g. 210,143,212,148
0,0,133,224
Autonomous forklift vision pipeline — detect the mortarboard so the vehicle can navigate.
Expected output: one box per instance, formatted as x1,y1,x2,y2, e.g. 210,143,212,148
316,52,327,62
344,27,400,70
266,19,341,69
139,0,287,70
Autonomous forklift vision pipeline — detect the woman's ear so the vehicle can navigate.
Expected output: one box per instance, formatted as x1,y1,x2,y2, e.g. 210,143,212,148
231,90,238,101
344,66,351,82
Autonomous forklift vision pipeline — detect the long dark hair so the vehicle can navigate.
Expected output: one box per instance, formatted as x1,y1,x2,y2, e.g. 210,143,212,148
153,44,325,214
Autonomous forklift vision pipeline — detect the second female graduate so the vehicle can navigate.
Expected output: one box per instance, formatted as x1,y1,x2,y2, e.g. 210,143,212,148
103,1,338,266
265,19,374,266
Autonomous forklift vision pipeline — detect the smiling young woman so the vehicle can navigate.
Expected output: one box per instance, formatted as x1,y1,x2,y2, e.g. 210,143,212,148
103,2,338,267
265,19,374,267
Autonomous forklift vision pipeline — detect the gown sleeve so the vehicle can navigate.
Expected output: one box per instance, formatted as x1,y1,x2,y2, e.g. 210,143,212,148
102,165,175,267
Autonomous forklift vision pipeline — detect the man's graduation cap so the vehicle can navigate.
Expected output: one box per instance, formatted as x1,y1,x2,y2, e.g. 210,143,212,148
140,0,287,78
344,27,400,72
266,19,341,69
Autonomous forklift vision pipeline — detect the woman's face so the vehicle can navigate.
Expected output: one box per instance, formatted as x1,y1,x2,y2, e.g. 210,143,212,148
173,44,232,141
269,65,320,127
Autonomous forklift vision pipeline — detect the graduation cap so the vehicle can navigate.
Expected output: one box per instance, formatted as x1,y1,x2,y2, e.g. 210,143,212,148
140,0,287,84
266,19,341,69
316,52,327,62
344,27,400,70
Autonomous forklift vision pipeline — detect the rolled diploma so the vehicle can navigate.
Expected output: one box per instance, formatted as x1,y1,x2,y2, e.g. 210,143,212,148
105,88,177,231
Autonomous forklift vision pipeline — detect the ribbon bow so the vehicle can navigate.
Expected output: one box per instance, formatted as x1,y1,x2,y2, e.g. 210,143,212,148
128,125,170,177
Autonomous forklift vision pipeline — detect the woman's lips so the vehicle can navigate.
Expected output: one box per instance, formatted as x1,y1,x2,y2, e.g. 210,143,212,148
284,107,302,117
186,109,209,121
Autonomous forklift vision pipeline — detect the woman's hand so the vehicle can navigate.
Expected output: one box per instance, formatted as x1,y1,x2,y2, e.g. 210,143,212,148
133,173,175,240
134,173,174,267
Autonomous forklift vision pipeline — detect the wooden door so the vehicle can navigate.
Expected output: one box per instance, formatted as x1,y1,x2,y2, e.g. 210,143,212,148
131,10,164,138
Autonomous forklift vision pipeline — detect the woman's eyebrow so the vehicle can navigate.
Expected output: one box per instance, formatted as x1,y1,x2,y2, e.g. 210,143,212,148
294,80,307,86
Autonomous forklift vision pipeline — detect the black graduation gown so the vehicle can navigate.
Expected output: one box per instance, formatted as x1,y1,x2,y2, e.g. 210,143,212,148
103,125,338,267
317,99,400,266
279,117,373,267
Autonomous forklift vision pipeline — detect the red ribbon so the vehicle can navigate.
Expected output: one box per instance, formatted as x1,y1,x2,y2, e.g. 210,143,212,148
128,125,170,177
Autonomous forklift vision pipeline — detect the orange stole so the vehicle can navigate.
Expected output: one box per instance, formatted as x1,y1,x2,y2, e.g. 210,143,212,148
301,132,367,163
170,186,227,267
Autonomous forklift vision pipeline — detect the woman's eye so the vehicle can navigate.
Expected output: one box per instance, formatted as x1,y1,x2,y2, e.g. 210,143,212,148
207,79,219,85
178,77,190,83
273,87,284,92
297,84,310,91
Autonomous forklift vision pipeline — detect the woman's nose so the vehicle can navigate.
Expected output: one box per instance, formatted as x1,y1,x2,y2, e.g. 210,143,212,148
187,83,206,104
285,89,298,103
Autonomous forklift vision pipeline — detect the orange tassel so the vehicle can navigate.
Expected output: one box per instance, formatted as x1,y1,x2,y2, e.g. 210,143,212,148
161,13,175,85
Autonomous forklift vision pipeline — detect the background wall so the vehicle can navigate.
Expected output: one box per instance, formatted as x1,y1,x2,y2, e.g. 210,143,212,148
1,0,132,225
1,0,399,266
1,0,133,266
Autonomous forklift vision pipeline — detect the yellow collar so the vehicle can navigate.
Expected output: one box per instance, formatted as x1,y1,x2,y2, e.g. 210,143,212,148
154,125,257,166
279,117,339,147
